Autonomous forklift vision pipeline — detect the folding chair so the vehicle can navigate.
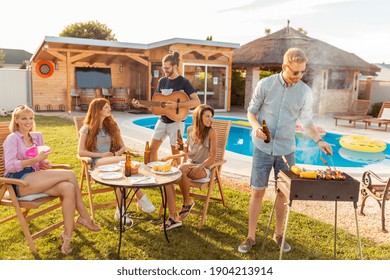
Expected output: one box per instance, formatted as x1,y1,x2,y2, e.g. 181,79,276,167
0,122,70,253
162,119,232,225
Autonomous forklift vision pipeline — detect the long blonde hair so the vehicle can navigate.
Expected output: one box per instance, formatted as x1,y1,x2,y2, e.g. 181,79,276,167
84,98,122,153
191,104,214,144
9,105,36,132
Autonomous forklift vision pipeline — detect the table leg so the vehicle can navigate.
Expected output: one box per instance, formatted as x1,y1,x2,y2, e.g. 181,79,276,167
279,204,291,260
114,187,137,259
334,201,337,259
116,187,126,259
159,185,170,242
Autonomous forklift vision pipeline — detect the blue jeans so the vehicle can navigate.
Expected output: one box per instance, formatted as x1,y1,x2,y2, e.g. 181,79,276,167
250,147,295,190
5,167,35,197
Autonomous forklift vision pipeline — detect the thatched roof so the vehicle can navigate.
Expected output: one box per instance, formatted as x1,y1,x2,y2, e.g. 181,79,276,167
233,27,380,73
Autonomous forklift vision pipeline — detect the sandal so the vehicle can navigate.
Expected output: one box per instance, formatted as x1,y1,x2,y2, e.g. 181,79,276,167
161,217,182,231
60,231,72,254
179,202,195,220
76,216,101,232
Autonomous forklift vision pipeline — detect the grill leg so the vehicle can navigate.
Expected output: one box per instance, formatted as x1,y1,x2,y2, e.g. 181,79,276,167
334,201,337,259
279,204,291,260
354,203,363,259
260,192,278,254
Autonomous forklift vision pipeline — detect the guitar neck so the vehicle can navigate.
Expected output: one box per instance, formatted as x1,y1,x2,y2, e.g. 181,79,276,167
139,101,162,107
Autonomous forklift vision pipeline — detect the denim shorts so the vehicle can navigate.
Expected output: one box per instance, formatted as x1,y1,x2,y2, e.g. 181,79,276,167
91,157,101,170
250,147,295,190
5,167,35,197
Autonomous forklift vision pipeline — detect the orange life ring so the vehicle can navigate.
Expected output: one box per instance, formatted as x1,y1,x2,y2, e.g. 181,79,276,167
36,60,54,78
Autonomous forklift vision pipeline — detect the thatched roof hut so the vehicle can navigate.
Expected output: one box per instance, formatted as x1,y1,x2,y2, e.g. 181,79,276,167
233,26,379,73
232,26,380,113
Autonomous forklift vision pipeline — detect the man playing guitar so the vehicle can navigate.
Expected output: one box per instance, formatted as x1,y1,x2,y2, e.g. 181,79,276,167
132,51,200,162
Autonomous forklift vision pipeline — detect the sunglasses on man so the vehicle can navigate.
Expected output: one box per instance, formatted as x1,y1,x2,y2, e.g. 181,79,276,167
285,64,306,76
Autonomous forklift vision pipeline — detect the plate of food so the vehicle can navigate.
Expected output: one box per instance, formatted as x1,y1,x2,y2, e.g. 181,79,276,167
96,165,121,172
147,161,166,168
98,172,123,180
151,166,180,175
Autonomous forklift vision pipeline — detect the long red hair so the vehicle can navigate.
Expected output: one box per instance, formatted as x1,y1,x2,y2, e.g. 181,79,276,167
84,98,122,153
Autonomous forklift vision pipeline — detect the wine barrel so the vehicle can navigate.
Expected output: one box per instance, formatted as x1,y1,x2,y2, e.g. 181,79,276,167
112,88,129,111
80,88,96,111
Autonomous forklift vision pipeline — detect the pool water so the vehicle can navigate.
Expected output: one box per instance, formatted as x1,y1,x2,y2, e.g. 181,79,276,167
133,116,390,168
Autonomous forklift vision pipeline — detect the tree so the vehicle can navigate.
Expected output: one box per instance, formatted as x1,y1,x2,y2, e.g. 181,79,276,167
264,28,271,36
206,35,213,41
0,49,5,68
59,20,117,41
297,27,308,35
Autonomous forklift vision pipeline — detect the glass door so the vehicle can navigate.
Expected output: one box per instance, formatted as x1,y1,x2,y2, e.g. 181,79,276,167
183,63,227,111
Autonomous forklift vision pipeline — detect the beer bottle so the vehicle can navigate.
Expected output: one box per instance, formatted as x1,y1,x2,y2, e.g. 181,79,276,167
262,120,271,143
177,129,184,151
143,141,150,164
124,151,132,177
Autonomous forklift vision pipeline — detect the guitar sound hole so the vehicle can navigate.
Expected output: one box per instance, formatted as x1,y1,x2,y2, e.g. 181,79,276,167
160,102,166,108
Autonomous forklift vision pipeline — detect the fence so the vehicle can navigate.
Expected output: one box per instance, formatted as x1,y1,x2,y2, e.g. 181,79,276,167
0,68,30,112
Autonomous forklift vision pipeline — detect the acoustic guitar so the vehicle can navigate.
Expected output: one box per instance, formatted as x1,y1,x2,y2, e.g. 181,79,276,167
136,91,190,122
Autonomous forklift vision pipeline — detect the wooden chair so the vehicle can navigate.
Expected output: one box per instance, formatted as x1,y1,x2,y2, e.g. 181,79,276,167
73,117,138,221
363,101,390,131
333,99,372,127
0,122,70,253
162,119,232,226
360,170,390,232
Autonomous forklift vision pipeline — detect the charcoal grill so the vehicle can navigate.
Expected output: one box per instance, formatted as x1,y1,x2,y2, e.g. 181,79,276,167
261,170,362,260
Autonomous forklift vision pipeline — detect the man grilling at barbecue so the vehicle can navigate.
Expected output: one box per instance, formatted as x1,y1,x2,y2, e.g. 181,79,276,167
132,51,200,162
238,48,332,254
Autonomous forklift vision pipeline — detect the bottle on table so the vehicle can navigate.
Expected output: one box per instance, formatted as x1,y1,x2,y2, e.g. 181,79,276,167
177,129,184,151
143,141,150,164
262,120,271,143
124,151,132,177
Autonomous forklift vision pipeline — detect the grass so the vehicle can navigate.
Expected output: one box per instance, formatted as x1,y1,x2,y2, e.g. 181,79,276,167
0,115,390,260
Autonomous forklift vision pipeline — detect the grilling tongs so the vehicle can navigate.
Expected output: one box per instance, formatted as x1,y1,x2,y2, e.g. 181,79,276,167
320,155,336,172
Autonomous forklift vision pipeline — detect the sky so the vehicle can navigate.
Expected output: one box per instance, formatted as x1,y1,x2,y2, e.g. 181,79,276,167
1,0,389,64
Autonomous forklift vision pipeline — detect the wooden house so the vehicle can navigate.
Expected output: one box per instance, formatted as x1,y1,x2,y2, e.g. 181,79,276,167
30,36,239,112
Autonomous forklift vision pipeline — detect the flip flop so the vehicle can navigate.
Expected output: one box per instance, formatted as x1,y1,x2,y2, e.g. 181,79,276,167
179,202,195,220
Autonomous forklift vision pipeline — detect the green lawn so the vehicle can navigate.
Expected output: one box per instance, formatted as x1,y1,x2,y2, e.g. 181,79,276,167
0,115,389,260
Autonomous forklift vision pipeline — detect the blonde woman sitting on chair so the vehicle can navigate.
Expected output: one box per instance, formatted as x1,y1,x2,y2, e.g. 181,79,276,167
3,105,100,255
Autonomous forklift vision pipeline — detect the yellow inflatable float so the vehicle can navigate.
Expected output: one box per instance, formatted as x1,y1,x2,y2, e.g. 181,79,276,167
232,120,251,127
339,135,387,153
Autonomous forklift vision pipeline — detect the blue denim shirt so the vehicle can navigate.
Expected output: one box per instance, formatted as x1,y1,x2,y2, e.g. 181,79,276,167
247,72,314,156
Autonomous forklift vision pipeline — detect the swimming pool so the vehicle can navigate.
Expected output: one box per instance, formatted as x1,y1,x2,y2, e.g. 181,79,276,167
132,116,390,168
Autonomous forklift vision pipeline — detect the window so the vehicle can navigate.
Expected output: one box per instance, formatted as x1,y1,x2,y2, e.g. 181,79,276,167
327,70,346,89
76,67,112,88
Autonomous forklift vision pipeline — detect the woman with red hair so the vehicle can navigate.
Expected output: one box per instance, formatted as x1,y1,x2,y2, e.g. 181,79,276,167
78,98,155,223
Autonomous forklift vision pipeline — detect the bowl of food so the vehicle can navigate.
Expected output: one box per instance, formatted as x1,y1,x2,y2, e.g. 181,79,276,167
119,161,140,174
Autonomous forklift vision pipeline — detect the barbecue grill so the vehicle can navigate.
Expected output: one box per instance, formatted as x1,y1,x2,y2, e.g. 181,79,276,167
261,170,363,260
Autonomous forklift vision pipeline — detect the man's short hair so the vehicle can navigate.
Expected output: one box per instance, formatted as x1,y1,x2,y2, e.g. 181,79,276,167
283,48,309,65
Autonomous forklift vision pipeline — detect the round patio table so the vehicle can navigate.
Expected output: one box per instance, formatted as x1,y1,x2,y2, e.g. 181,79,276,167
90,162,181,259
